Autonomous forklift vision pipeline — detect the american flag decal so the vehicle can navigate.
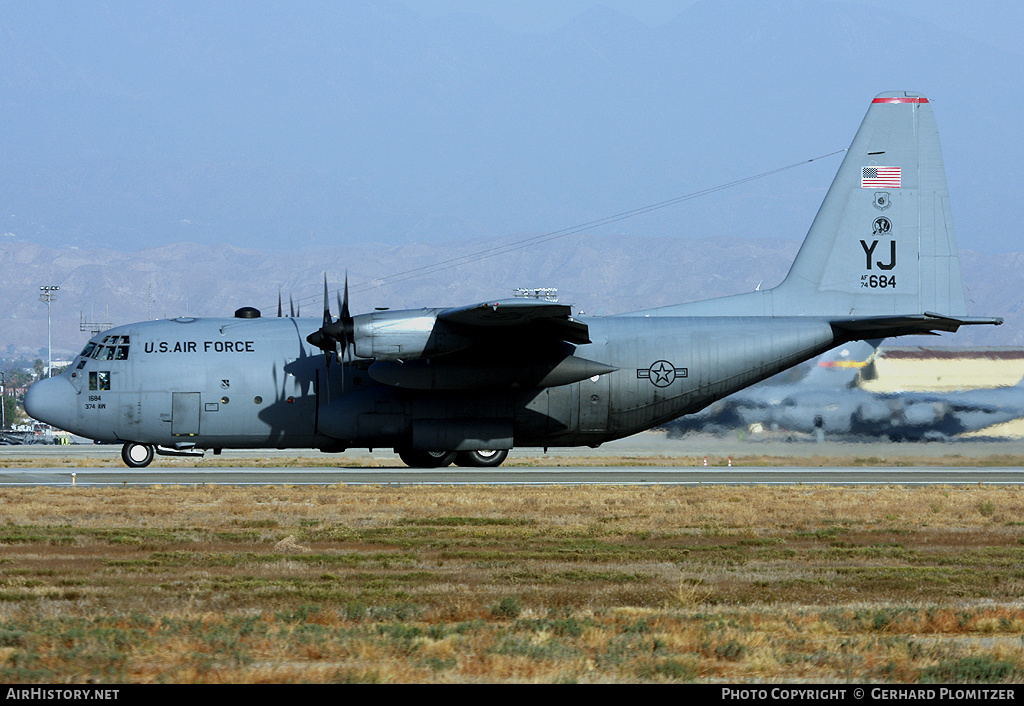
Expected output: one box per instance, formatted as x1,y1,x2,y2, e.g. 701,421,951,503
861,166,901,188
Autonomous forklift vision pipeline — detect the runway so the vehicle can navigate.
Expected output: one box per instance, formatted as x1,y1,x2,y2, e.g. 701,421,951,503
4,432,1024,486
2,467,1024,487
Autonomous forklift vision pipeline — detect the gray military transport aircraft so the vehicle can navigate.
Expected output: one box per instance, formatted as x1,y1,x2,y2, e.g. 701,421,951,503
667,343,1024,442
25,92,1003,468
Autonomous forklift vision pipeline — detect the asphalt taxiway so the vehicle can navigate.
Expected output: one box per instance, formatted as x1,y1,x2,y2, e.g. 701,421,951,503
2,466,1024,487
3,432,1024,486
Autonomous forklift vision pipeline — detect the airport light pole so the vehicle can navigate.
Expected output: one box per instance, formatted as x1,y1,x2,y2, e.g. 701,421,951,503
39,286,59,378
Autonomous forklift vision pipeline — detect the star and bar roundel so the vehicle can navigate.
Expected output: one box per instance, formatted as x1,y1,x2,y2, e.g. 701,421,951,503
637,360,688,387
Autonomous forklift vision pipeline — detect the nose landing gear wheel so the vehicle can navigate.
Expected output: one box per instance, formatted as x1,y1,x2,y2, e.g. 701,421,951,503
121,442,155,468
454,449,509,467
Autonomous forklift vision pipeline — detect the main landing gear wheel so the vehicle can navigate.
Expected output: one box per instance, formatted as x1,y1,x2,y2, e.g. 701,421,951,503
121,442,155,468
455,449,509,467
398,449,457,468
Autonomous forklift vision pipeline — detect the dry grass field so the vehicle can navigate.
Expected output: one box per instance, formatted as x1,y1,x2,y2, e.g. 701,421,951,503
1,472,1024,683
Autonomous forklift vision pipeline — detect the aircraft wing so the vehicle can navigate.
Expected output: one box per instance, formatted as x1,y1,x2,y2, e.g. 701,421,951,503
362,299,606,389
437,299,591,344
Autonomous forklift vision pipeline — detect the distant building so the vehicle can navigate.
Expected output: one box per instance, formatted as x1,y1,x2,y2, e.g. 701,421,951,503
45,359,73,377
858,347,1024,393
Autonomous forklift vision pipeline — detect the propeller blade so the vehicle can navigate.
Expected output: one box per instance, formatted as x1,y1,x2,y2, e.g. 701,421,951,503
320,274,337,366
341,272,350,320
321,275,331,327
306,275,333,361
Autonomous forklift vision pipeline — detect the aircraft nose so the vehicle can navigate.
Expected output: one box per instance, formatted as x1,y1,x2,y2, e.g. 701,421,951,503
24,376,76,429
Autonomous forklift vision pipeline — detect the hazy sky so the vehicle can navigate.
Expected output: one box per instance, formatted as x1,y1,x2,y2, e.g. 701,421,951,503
416,0,1023,54
2,0,1021,256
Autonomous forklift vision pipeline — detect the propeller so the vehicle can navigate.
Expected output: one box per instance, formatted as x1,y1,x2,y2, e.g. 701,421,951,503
278,289,299,317
305,274,354,366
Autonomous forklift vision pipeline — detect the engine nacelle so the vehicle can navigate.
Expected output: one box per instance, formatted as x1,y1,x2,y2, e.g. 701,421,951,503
902,401,946,426
352,309,473,361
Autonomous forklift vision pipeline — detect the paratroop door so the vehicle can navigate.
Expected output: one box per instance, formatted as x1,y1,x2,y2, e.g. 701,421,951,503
171,392,201,437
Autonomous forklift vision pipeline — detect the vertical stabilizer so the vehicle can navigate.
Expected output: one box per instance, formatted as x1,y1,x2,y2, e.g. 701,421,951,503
774,91,967,317
800,340,880,387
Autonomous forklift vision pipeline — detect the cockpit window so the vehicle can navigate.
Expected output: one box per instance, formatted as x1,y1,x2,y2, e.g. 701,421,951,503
89,337,130,361
81,342,98,359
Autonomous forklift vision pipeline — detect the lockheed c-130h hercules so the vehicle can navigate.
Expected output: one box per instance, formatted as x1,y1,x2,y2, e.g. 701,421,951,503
26,92,1003,468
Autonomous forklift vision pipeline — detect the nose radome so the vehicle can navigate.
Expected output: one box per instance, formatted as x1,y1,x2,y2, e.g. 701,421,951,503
24,376,76,430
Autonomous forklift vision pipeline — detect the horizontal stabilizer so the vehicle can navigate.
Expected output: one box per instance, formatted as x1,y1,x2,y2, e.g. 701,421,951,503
832,313,1003,340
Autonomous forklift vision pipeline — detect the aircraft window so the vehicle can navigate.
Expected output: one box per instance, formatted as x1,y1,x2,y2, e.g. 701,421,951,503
114,346,129,360
81,343,98,359
100,346,115,360
88,371,111,391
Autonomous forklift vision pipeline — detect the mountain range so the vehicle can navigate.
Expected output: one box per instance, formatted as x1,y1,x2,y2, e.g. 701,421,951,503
2,235,1018,361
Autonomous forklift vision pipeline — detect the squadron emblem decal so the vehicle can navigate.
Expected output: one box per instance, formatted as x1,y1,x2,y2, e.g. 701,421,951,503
872,192,891,210
637,360,688,387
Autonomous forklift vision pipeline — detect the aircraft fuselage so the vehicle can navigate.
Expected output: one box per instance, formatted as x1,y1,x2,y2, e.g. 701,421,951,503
39,313,837,455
